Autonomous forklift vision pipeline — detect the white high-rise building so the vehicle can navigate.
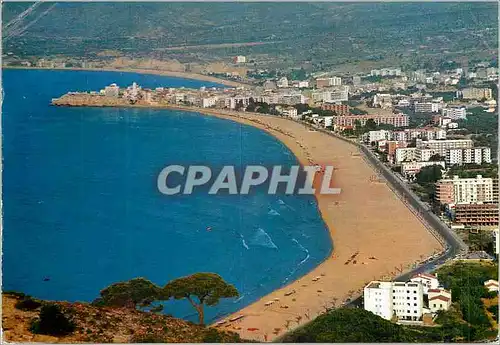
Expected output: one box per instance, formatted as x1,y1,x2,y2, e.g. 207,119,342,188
395,147,417,164
446,147,491,165
442,106,467,120
366,130,391,143
436,175,496,205
417,139,473,156
364,281,424,321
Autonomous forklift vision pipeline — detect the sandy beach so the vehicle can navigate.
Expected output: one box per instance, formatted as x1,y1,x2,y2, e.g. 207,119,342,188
178,108,444,342
49,96,445,341
3,66,247,88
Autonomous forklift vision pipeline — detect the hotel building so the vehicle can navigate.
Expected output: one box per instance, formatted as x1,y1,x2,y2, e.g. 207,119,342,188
453,203,499,227
417,139,474,156
446,147,491,165
364,281,424,321
435,175,497,206
321,103,350,115
335,114,409,128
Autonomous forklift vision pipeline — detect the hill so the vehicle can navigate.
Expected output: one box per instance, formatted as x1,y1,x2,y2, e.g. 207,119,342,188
2,292,244,343
2,2,498,72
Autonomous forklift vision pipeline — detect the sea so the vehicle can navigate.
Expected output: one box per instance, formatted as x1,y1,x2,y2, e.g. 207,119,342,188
2,69,332,323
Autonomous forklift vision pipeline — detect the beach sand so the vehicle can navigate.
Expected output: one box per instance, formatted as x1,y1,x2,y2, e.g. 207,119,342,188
184,109,444,342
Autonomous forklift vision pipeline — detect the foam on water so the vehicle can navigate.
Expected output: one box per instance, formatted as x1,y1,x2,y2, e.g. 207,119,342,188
268,208,280,216
250,228,278,249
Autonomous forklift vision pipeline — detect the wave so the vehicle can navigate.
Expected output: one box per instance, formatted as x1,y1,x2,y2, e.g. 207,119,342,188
268,208,280,216
250,228,278,249
240,234,250,250
282,238,311,283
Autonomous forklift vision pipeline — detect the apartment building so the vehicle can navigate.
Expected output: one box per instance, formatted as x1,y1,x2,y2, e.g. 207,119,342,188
370,68,402,77
366,130,392,143
436,175,496,205
364,281,424,321
386,141,401,156
417,139,473,156
442,106,467,120
201,97,217,108
446,147,492,165
335,114,409,128
458,87,493,100
414,102,441,113
316,76,342,88
401,161,445,179
415,148,439,162
395,147,417,164
453,203,499,227
321,103,350,115
281,107,298,119
392,128,446,142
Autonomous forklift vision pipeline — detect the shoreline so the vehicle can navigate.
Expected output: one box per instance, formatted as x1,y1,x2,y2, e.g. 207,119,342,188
3,66,248,88
50,101,444,341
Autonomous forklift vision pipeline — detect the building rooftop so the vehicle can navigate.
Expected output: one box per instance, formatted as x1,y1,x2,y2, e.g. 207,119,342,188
429,295,450,302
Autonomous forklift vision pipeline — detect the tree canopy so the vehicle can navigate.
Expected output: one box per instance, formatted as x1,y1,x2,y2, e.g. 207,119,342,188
162,273,238,325
93,278,162,309
281,308,414,342
415,164,443,185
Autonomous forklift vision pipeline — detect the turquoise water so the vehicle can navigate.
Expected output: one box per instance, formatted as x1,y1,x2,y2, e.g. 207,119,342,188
2,69,332,322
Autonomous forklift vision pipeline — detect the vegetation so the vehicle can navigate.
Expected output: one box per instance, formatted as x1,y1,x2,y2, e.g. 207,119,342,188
487,305,498,322
281,308,415,342
435,262,499,341
15,295,42,311
3,291,244,343
162,272,239,325
93,277,162,309
30,304,76,336
467,231,496,255
415,164,443,185
3,3,497,74
447,163,498,179
459,108,498,136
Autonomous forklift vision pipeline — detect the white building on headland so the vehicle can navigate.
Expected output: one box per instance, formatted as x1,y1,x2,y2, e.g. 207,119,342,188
364,281,424,321
103,83,120,97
